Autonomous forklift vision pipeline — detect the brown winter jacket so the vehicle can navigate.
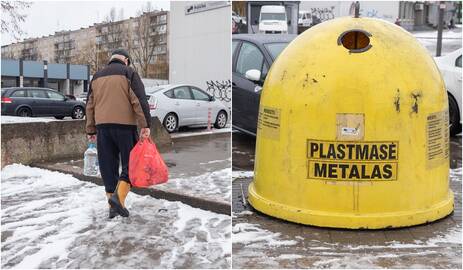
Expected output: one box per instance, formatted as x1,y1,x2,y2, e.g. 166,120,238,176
85,59,151,135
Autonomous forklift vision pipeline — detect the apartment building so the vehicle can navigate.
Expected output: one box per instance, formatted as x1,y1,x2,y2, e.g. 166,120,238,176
1,10,169,80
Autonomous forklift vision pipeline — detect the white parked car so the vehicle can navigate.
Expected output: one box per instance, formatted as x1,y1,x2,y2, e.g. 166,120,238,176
145,84,229,133
259,5,288,34
435,48,462,136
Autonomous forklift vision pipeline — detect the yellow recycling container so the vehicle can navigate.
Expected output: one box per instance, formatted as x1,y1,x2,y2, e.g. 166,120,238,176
249,17,454,229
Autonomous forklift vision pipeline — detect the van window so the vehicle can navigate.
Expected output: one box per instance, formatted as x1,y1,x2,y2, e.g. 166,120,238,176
456,55,462,68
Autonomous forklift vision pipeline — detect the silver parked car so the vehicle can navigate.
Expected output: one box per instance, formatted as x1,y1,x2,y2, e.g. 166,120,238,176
145,84,229,133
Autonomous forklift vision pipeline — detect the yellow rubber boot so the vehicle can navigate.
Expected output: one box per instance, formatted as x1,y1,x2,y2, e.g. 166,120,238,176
109,181,131,217
106,193,118,219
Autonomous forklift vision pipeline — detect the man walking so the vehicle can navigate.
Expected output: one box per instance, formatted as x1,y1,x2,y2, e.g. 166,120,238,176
86,49,151,218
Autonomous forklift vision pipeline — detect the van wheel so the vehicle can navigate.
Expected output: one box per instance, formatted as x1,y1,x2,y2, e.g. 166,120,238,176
449,94,461,136
17,107,32,117
163,113,178,133
214,110,227,129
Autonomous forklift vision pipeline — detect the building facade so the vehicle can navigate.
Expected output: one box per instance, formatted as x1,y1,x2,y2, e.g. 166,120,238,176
297,1,460,31
169,1,231,106
1,10,169,84
1,59,89,95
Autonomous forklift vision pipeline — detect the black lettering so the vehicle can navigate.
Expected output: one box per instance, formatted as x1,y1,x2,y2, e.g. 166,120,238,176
328,164,337,178
314,162,327,177
356,145,368,160
346,144,355,159
310,142,319,158
379,144,388,160
371,165,382,179
327,144,336,159
336,144,346,159
369,145,379,160
383,164,393,179
349,165,360,178
319,143,326,158
361,164,370,179
338,164,349,178
389,144,397,160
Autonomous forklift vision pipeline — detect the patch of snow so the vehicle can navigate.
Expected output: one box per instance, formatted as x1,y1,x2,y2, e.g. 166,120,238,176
232,223,297,246
232,170,254,179
170,127,231,139
1,116,57,124
277,254,304,260
1,164,231,269
155,167,231,204
450,167,462,182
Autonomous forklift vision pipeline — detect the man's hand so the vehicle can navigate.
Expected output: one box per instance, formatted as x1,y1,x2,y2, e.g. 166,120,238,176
140,128,151,140
87,134,97,142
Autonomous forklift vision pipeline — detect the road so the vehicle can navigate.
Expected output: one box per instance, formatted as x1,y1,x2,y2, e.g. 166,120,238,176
232,132,462,268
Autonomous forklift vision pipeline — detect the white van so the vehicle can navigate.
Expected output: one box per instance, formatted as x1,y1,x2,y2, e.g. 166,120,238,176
298,10,312,27
258,5,288,34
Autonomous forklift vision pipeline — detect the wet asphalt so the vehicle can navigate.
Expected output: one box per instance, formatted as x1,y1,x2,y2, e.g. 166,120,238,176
232,132,462,268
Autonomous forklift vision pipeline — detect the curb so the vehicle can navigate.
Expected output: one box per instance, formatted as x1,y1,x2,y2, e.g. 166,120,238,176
32,163,231,216
171,128,231,141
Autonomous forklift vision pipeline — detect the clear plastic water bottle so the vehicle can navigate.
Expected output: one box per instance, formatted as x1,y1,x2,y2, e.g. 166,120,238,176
83,142,99,176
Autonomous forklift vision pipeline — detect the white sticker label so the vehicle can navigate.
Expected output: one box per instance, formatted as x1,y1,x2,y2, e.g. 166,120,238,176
341,127,360,136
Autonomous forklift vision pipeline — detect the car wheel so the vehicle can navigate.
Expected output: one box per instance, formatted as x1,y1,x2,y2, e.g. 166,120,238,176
448,94,461,136
214,110,227,129
54,116,65,120
72,106,85,119
17,107,32,117
163,113,178,133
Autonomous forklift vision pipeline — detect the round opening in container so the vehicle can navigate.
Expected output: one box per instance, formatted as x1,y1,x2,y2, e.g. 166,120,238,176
338,30,372,53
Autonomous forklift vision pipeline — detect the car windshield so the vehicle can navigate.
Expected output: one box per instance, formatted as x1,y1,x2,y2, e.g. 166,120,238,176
264,42,290,60
261,13,286,21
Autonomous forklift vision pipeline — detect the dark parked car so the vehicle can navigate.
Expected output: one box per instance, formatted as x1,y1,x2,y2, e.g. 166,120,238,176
232,34,296,136
1,87,86,119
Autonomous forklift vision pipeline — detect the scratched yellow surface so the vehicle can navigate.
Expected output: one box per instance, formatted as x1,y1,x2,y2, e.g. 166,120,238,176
249,17,453,229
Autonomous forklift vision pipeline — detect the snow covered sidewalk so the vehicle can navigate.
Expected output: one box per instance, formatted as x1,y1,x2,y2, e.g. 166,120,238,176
1,116,60,124
1,164,231,269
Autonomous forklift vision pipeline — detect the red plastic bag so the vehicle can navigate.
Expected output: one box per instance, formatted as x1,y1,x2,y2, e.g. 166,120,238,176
129,138,168,187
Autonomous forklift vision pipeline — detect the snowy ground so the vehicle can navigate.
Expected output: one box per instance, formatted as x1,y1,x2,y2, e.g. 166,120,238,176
155,167,231,205
1,164,231,269
171,127,232,139
232,167,462,269
1,116,58,124
160,135,231,204
44,134,232,205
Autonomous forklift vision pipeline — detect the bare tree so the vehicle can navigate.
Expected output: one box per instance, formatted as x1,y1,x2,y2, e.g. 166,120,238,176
129,3,161,78
1,1,31,40
72,41,99,74
103,7,125,50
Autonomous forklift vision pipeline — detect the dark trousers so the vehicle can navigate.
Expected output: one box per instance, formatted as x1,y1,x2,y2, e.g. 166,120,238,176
96,126,138,193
